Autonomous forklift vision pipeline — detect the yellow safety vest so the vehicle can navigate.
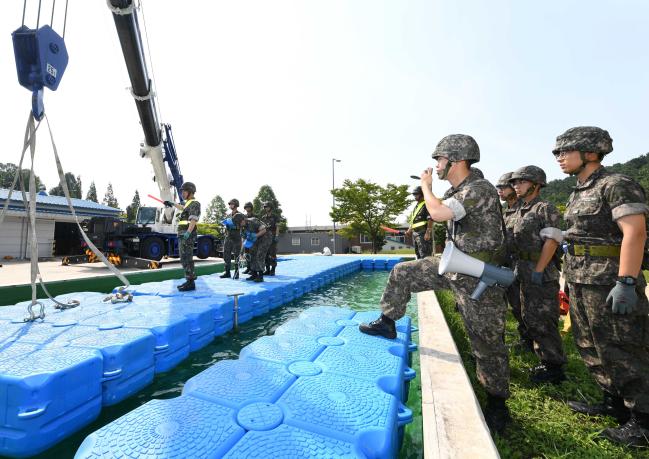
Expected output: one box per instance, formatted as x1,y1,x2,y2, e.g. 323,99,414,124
408,201,427,230
178,199,196,225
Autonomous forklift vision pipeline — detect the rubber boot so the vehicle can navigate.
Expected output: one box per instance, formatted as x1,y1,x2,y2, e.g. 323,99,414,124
530,362,566,385
600,411,649,447
178,280,195,292
246,271,258,281
254,271,264,283
567,392,631,423
359,314,397,339
484,394,511,435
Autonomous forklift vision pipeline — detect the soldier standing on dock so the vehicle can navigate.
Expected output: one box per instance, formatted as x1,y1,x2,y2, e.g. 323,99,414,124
405,186,433,259
553,126,649,447
359,134,511,434
220,199,245,279
261,201,279,276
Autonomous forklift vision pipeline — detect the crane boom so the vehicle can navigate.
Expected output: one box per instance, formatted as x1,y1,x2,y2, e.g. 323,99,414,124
107,0,182,224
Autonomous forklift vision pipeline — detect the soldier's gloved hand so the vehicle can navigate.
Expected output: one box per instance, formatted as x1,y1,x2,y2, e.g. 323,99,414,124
606,282,638,314
530,271,543,286
163,200,174,208
182,231,191,240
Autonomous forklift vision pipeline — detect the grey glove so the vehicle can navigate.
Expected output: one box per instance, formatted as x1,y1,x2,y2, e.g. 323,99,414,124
606,281,638,314
530,271,543,286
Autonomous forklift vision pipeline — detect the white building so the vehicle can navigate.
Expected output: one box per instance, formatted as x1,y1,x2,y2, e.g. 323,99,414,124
0,188,121,259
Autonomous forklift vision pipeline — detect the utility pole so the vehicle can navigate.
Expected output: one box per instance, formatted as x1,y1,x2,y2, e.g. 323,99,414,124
331,158,341,254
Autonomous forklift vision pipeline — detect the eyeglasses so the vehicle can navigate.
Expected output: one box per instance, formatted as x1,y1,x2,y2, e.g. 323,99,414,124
552,150,575,159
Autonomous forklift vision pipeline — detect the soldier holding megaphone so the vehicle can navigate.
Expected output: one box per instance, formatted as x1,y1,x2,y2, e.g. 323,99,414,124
359,134,512,434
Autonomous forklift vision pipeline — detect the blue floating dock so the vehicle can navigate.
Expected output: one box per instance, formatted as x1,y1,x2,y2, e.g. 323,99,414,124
75,306,415,458
0,255,411,457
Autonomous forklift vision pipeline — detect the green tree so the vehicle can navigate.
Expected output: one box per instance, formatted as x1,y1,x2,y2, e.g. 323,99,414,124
126,190,141,223
85,181,98,202
102,183,120,209
204,195,227,224
49,173,82,199
331,179,410,254
0,162,44,191
253,185,288,232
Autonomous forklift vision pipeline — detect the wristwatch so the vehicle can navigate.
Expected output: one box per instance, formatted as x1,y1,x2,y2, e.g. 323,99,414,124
617,276,637,286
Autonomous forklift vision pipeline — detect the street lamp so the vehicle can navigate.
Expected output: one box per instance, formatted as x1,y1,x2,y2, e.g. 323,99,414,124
332,158,341,254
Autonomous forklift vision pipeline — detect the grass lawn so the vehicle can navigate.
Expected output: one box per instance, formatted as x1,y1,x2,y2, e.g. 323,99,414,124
435,289,649,459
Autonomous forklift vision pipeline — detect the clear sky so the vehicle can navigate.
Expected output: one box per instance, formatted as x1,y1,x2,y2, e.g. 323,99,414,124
1,0,648,227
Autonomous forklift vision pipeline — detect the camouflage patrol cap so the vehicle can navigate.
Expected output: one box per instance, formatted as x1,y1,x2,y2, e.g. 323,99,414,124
411,186,423,195
496,172,514,187
509,165,547,186
432,134,480,164
553,126,613,155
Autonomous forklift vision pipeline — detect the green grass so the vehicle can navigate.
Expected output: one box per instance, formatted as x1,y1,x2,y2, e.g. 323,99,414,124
435,289,649,459
380,249,416,255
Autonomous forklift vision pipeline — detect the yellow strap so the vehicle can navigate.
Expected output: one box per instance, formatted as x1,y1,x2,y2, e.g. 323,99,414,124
411,221,428,229
572,244,621,257
409,201,426,225
183,199,195,208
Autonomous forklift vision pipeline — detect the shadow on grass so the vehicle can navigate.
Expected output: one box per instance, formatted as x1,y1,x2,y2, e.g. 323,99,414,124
435,289,649,459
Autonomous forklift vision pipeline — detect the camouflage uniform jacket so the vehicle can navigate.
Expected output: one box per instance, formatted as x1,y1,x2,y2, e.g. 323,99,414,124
564,167,649,285
510,196,562,281
242,217,266,241
442,173,506,272
261,214,278,236
227,212,245,239
502,200,520,265
177,200,201,235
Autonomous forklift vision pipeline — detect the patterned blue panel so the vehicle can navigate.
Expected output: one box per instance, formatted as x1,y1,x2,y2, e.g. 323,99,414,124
240,334,324,365
275,317,343,339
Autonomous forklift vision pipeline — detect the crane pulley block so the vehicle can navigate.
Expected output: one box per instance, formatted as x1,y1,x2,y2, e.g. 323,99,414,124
12,25,69,120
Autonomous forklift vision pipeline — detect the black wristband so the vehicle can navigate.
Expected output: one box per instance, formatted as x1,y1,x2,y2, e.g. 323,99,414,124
617,276,637,286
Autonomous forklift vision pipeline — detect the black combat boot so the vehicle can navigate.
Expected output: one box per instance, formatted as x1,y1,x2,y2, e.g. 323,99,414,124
268,264,276,276
530,362,566,385
567,391,630,423
220,269,231,279
484,394,511,435
254,271,264,282
243,267,251,275
246,271,258,281
178,280,195,291
358,314,397,339
600,411,649,448
263,264,271,275
177,280,188,290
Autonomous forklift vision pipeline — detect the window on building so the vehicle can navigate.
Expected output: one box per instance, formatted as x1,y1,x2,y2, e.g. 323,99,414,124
391,235,405,243
360,234,371,244
292,237,301,246
311,237,320,246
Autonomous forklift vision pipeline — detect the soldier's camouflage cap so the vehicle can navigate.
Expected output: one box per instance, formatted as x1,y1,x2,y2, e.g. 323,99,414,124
432,134,480,164
496,172,514,187
553,126,613,155
509,165,546,187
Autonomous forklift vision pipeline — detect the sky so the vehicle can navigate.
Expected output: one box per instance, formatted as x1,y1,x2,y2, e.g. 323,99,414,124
1,0,648,227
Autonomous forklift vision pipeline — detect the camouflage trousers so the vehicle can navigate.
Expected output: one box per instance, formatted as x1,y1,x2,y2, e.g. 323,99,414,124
381,257,510,398
250,234,272,272
413,231,432,259
179,233,196,280
505,278,529,342
223,235,242,267
265,239,278,269
568,282,649,413
518,278,566,365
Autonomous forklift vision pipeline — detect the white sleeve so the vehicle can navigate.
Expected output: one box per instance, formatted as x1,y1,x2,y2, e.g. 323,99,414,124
442,197,467,221
539,227,564,243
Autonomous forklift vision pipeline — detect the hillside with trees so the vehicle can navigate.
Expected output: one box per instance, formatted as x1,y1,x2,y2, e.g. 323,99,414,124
543,153,649,207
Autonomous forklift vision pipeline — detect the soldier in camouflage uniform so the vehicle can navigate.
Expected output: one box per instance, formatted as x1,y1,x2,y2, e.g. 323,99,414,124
360,134,512,433
261,202,279,276
405,186,433,259
241,202,255,275
241,214,271,282
220,199,245,279
553,126,649,447
508,166,567,384
164,182,201,291
497,172,530,351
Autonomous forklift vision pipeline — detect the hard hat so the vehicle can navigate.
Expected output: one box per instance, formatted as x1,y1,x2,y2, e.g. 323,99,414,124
411,186,423,195
553,126,613,156
181,182,196,194
509,165,547,187
262,201,273,209
432,134,480,164
496,172,514,187
244,201,253,209
228,198,239,207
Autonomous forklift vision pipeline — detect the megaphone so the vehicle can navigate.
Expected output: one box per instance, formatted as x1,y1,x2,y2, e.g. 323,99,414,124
438,242,515,300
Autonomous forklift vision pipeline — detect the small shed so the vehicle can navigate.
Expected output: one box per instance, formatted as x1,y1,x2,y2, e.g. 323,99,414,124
0,188,121,259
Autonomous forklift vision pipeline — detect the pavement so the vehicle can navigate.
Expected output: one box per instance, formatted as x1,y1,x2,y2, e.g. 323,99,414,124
0,257,221,287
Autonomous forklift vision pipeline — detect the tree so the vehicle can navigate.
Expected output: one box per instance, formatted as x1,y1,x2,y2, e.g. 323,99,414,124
49,173,82,199
331,179,410,253
102,183,120,209
86,181,98,202
0,162,44,191
253,185,288,232
203,195,227,224
126,190,141,223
